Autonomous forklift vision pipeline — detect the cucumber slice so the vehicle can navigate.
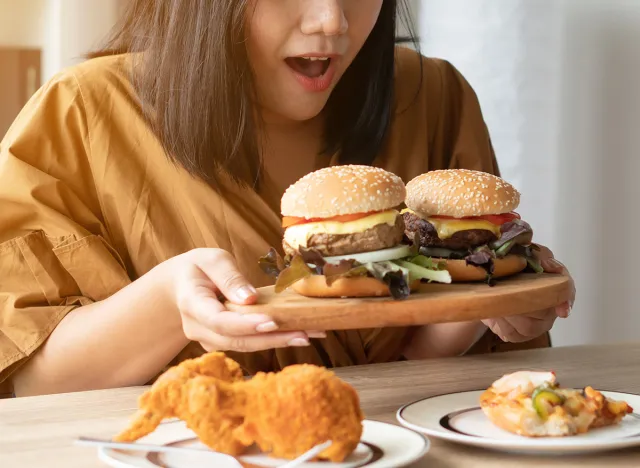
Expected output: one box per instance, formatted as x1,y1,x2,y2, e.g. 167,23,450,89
322,245,413,265
393,260,452,284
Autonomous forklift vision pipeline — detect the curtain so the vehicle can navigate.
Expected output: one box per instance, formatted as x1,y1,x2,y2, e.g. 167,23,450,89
416,0,640,346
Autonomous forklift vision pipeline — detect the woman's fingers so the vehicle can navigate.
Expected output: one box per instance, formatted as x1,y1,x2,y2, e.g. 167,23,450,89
532,244,576,308
541,257,566,274
186,293,326,340
485,318,524,343
211,331,311,353
486,312,556,343
176,250,324,353
180,291,314,350
556,302,571,318
184,313,311,352
179,275,275,337
190,249,258,305
532,244,564,274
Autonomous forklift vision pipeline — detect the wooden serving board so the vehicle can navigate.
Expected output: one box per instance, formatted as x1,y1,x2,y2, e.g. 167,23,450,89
225,273,573,331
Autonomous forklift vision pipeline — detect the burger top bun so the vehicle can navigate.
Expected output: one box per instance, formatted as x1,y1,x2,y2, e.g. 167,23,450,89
405,169,521,219
281,165,406,219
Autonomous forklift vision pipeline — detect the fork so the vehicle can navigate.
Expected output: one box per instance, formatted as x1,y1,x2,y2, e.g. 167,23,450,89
75,437,332,467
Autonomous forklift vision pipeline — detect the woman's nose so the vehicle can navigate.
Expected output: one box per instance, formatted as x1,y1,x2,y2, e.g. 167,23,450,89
300,0,349,36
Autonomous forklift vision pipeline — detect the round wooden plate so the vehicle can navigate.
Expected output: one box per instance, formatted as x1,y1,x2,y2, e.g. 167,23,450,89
224,273,572,331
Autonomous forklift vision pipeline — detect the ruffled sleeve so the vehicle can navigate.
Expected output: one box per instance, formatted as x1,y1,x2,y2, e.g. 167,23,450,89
0,71,131,392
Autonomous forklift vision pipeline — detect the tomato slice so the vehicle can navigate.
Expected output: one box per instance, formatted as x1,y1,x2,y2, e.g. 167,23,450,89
282,211,379,228
430,211,521,226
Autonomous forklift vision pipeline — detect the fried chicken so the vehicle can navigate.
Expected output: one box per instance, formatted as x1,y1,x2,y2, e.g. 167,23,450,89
114,355,364,462
114,352,247,455
235,365,364,462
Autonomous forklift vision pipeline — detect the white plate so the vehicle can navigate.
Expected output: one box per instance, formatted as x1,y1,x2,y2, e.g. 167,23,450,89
98,419,429,468
397,390,640,455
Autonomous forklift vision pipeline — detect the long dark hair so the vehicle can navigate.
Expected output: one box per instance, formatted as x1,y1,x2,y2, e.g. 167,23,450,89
92,1,420,188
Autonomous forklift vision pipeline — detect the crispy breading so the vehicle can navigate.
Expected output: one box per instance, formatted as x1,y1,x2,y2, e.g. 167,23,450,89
113,355,364,462
235,365,364,462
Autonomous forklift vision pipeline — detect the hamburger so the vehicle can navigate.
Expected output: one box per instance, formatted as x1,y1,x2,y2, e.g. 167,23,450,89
402,169,543,283
259,165,452,299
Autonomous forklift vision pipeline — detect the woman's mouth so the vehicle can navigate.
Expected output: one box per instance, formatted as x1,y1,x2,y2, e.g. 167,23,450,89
285,57,332,78
285,56,337,93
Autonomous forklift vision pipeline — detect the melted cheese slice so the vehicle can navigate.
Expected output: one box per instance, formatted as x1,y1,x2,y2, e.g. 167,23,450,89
402,208,501,240
284,210,398,249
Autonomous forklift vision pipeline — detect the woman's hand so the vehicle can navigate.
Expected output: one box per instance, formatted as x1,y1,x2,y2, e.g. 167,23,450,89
481,245,576,343
173,248,321,353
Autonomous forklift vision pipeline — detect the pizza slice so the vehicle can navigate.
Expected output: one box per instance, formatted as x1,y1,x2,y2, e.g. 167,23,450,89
479,371,633,437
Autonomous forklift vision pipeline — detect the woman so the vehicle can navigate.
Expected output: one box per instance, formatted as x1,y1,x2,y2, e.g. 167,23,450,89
0,0,574,397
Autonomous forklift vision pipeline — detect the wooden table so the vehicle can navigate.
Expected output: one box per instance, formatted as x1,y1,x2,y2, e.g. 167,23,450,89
1,343,640,467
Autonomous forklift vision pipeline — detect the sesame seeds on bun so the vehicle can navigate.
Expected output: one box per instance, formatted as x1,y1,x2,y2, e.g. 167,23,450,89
405,169,520,218
281,165,406,218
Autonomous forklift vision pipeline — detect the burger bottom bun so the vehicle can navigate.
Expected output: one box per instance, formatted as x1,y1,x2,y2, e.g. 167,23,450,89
291,276,420,298
440,255,527,282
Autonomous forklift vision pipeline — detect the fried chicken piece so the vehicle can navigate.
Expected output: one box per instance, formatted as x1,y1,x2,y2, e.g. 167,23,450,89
114,352,247,454
114,355,364,462
234,364,364,462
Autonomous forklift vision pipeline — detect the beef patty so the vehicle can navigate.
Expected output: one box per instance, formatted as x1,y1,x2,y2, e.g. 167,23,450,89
403,212,498,251
283,215,405,257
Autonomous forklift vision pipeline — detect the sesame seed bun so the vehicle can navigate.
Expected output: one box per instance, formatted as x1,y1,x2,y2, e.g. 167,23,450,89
291,276,420,298
281,165,406,218
438,255,527,282
405,169,520,218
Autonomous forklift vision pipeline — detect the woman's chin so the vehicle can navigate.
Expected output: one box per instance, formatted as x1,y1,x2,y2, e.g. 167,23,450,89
261,96,329,124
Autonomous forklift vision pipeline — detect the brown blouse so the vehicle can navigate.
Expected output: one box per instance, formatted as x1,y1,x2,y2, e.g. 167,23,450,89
0,47,548,395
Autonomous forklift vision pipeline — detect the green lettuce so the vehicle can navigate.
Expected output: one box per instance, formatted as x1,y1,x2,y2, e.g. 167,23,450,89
258,249,452,300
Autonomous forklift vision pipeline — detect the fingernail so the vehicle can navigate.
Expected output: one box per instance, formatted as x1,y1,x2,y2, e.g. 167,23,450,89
307,331,327,339
557,304,571,318
237,286,257,301
256,321,279,333
288,338,310,347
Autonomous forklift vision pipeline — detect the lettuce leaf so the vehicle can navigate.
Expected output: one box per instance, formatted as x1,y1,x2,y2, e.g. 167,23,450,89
491,219,533,253
527,257,544,274
323,260,363,286
464,246,497,285
259,249,415,298
299,247,326,269
258,241,478,298
419,246,468,259
362,261,411,300
258,248,286,277
510,244,544,273
384,271,411,300
273,254,314,293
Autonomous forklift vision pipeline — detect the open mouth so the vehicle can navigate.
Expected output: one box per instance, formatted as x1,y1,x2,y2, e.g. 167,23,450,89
285,57,332,78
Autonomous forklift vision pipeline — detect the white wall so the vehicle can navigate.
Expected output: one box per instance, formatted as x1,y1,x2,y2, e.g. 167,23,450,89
0,0,47,47
43,0,121,80
0,0,120,80
417,0,640,347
